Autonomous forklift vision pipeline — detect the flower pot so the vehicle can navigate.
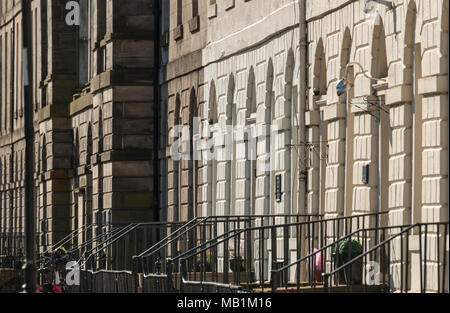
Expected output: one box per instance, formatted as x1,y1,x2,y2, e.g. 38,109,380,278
333,254,363,285
230,258,245,272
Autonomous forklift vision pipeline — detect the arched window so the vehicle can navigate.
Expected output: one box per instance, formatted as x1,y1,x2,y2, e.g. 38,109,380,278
87,124,93,167
208,81,218,217
314,39,327,96
189,88,197,220
371,18,388,79
247,67,257,216
266,59,274,216
340,28,352,80
41,136,47,173
72,130,80,170
174,94,181,222
98,108,104,154
227,74,235,216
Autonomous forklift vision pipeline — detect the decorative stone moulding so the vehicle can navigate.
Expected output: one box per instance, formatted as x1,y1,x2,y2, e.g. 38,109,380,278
174,24,183,41
208,3,217,19
189,15,200,33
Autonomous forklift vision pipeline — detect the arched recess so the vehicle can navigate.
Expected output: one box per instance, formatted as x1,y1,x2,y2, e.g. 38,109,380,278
371,18,388,79
404,1,422,226
72,129,80,245
370,15,390,226
246,67,257,216
189,88,197,220
285,49,296,217
96,108,105,239
265,59,275,216
86,123,93,244
173,94,181,222
313,39,327,96
208,80,218,217
227,73,236,216
340,27,355,217
40,135,48,248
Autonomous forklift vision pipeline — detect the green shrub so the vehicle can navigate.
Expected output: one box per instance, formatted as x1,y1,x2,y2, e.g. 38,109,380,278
333,239,362,260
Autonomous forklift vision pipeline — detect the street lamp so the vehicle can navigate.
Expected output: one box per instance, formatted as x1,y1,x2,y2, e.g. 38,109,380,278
336,61,387,97
363,0,393,14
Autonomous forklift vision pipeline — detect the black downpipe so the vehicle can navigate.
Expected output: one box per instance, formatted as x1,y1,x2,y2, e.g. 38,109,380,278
153,1,161,223
21,0,37,293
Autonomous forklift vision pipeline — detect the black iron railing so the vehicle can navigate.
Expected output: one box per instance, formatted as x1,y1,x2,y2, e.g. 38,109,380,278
321,222,449,293
0,232,25,269
165,212,384,293
269,222,449,294
134,214,322,277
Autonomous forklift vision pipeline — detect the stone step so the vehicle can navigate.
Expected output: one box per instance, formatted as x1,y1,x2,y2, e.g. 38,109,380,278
0,269,23,293
252,284,388,293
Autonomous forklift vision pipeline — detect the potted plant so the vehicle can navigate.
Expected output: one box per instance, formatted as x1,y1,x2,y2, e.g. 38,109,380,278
229,256,245,273
195,251,212,272
332,239,363,285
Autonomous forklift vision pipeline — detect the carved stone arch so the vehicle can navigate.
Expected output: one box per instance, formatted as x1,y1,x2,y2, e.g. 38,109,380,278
371,17,388,79
340,27,352,79
87,123,93,166
247,67,257,118
227,73,236,125
209,80,218,124
189,87,197,220
404,0,418,84
313,39,327,96
72,129,80,170
98,107,104,154
175,94,182,126
265,58,275,124
41,135,47,173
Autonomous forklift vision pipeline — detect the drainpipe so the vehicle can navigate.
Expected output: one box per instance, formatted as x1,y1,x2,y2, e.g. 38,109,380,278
21,0,37,293
298,0,307,216
153,0,160,222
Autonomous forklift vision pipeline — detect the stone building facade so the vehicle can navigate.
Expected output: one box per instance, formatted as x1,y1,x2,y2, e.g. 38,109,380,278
0,0,448,292
161,0,448,291
0,0,159,255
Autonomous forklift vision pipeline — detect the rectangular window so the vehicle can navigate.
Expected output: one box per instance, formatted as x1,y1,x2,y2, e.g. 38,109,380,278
177,0,183,26
40,0,48,108
78,0,90,88
192,0,198,17
96,0,107,74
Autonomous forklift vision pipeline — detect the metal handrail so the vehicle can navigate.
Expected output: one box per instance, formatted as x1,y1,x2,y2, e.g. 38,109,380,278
269,223,410,292
134,214,321,260
179,258,244,293
41,224,94,256
173,212,385,264
133,217,207,259
321,221,449,293
81,221,192,269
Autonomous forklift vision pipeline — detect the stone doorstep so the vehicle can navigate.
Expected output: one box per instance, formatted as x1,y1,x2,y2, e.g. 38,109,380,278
0,269,24,293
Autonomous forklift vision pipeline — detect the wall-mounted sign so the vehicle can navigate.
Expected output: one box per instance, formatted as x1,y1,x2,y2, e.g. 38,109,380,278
276,174,282,203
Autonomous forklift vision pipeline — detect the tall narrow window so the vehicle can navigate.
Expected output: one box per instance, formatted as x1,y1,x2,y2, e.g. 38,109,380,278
78,0,90,88
177,0,183,26
192,0,198,17
96,0,107,74
40,0,48,108
314,39,327,96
